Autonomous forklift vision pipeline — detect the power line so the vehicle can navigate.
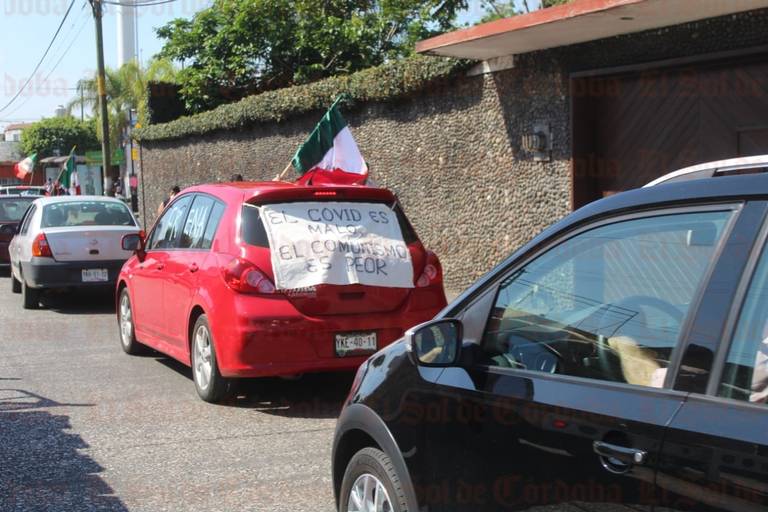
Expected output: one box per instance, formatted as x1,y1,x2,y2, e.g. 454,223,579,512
0,0,77,115
2,6,89,120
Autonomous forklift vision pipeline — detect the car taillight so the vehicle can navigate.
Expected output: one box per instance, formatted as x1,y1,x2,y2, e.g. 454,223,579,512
222,258,276,294
416,251,442,288
32,233,52,258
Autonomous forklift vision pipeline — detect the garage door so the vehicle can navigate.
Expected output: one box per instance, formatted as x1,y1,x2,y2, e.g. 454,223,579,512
572,58,768,208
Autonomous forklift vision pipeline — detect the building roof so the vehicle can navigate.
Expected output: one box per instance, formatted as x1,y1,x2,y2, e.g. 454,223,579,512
0,141,22,164
3,122,34,133
416,0,768,60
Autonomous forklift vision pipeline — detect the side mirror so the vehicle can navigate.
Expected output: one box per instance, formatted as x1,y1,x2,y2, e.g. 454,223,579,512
122,232,146,261
121,233,142,251
0,224,15,237
406,318,463,367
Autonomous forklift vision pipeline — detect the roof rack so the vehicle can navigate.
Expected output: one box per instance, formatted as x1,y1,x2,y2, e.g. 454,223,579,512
644,155,768,187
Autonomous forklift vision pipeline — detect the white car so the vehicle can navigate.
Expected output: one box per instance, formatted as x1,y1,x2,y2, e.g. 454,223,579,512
9,196,140,309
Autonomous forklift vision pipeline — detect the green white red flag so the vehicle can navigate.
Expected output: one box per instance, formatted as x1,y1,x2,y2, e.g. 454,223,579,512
292,98,368,185
58,146,80,195
14,153,37,180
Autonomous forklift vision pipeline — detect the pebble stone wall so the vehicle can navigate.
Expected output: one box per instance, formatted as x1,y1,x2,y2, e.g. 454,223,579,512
138,8,768,296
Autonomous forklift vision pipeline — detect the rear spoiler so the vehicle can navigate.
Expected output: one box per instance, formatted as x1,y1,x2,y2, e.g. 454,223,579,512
245,186,397,205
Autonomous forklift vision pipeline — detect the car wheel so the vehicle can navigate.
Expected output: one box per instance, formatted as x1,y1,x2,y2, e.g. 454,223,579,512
191,314,229,403
11,273,21,294
118,288,146,355
340,447,409,512
21,279,39,309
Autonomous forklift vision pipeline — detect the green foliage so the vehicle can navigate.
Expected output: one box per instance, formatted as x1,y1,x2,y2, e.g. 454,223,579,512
480,0,572,22
68,59,178,150
156,0,468,113
135,55,469,142
20,117,99,157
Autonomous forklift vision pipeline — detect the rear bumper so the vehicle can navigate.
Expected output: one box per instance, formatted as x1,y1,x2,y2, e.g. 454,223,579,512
213,286,446,378
21,257,127,289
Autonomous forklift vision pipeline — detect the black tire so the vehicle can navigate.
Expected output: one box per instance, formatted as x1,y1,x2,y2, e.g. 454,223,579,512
339,447,409,512
11,273,21,294
191,314,230,403
21,279,39,309
118,288,146,355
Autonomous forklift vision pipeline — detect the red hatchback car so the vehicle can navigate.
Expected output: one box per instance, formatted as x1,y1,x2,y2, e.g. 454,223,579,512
117,182,446,402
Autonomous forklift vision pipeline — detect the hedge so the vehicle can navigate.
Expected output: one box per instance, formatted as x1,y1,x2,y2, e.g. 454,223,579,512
135,55,471,142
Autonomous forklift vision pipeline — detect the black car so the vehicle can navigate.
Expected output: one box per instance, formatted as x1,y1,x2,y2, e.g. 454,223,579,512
332,172,768,512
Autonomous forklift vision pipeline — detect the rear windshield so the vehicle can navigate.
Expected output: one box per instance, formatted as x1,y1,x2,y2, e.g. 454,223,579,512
241,202,419,247
41,201,136,228
0,198,35,222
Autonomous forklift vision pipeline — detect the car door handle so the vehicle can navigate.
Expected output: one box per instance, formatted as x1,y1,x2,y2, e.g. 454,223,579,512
188,263,198,273
155,263,165,270
593,441,647,465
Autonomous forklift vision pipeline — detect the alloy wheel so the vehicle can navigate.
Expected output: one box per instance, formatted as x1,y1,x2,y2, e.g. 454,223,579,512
194,325,213,390
119,293,133,347
347,473,393,512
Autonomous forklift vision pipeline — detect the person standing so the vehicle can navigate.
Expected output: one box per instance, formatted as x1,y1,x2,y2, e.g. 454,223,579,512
158,185,180,215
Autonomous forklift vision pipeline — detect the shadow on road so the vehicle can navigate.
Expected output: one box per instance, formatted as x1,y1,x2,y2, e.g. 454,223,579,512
39,288,116,315
0,388,128,512
155,356,353,418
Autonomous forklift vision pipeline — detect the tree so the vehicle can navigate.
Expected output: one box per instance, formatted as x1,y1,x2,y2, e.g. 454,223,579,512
20,117,99,158
481,0,571,22
68,59,178,150
156,0,468,113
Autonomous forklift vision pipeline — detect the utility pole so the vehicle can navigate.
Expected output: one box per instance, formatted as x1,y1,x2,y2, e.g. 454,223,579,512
89,0,113,196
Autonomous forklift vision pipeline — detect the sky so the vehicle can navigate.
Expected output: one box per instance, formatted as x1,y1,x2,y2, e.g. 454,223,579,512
0,0,532,130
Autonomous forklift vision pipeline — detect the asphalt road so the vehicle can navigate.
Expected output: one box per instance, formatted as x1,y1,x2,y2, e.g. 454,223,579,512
0,272,352,512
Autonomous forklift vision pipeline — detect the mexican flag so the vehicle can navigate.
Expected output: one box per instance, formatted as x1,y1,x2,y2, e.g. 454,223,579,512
292,98,368,185
14,153,37,180
58,146,80,195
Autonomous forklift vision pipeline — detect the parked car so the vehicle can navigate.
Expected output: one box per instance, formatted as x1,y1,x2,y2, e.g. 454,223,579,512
9,196,140,309
116,182,447,403
0,195,39,267
332,169,768,512
0,185,47,196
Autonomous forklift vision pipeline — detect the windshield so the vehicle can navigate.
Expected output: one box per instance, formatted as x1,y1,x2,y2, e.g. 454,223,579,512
0,197,35,222
41,201,136,228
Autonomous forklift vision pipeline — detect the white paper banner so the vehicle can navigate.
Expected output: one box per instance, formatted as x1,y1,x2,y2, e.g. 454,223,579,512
260,201,414,289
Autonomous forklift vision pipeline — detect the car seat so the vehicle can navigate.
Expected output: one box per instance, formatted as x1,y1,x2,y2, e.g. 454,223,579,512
43,207,66,227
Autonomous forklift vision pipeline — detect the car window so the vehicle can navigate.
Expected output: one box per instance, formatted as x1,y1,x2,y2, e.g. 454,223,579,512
241,201,417,248
19,204,36,235
148,195,192,250
479,210,732,388
0,198,35,222
41,201,136,227
179,195,215,249
200,201,225,250
719,242,768,405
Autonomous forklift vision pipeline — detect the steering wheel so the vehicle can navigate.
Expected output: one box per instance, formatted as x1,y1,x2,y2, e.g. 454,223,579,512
593,295,684,381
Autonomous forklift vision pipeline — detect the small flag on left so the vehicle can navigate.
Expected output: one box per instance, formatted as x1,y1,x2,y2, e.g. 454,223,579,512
14,153,37,180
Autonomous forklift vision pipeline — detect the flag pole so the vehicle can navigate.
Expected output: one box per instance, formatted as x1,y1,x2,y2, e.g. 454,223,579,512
273,161,293,181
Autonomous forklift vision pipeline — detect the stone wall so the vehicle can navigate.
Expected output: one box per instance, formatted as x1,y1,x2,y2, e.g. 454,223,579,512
138,8,768,296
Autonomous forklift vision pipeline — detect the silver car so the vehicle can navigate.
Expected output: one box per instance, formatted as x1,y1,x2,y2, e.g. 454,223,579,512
9,196,140,309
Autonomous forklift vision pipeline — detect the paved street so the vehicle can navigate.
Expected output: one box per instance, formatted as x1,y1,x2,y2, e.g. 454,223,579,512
0,272,350,512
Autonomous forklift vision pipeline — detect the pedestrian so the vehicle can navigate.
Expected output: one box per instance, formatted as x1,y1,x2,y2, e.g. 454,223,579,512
44,177,53,196
230,173,244,182
158,185,180,215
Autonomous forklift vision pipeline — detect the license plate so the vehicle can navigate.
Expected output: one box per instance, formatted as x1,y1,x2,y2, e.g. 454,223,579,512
335,332,377,357
82,268,108,282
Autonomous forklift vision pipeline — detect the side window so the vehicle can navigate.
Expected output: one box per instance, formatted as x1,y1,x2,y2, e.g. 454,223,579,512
480,210,732,388
719,243,768,405
179,196,215,249
200,201,225,250
147,195,192,250
20,205,36,235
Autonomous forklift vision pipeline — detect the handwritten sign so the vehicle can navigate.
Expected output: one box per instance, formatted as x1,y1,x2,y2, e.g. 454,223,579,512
260,201,414,289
